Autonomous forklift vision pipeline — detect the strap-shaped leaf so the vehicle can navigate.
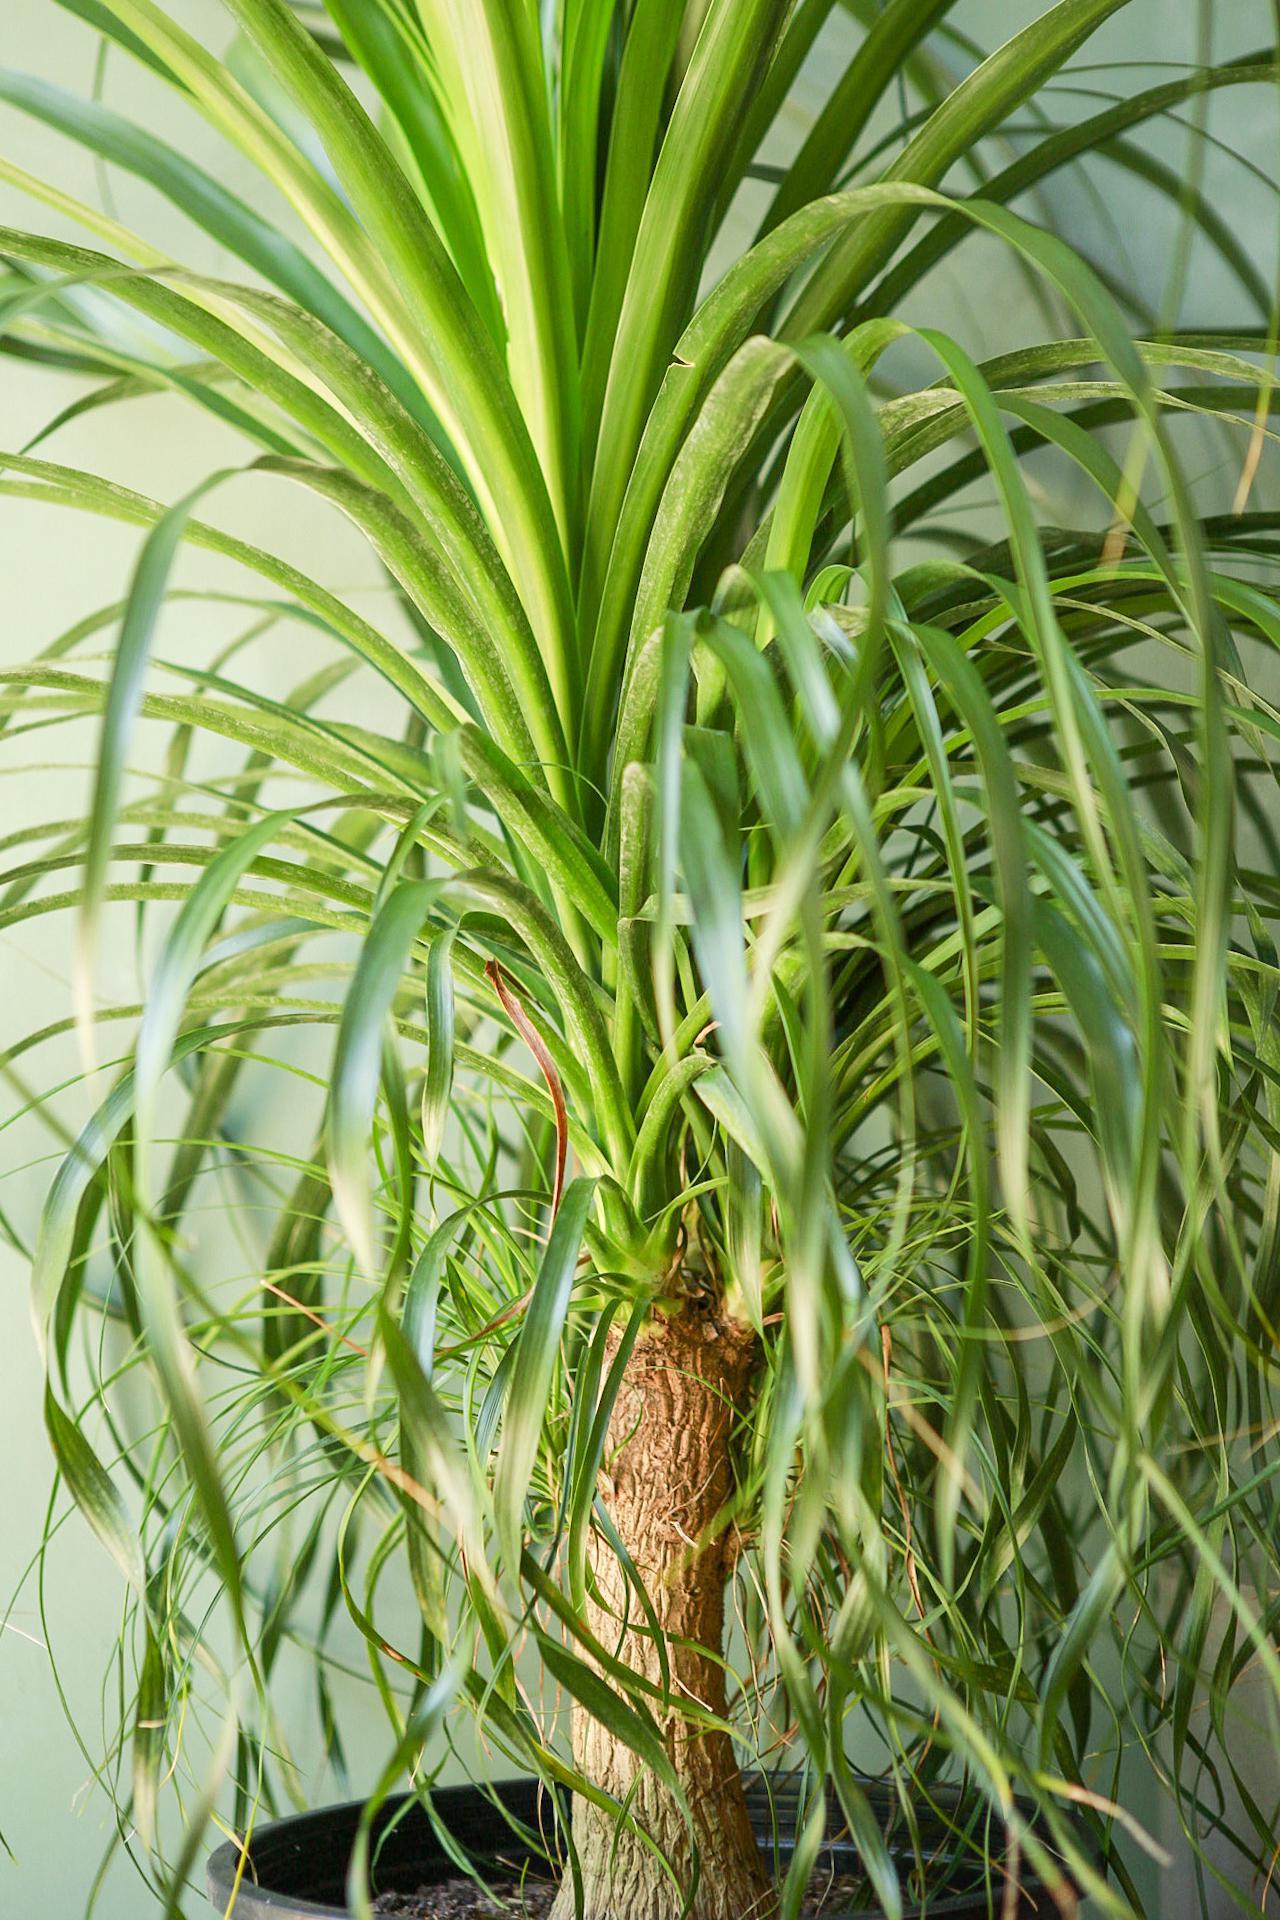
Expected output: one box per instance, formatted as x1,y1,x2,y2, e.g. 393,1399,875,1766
586,0,789,556
329,879,440,1272
759,0,955,235
321,0,504,346
537,1634,686,1814
76,468,234,1058
44,1386,145,1596
134,807,301,1101
411,0,580,545
0,68,443,439
132,1627,167,1851
784,0,1131,336
0,448,463,732
420,931,457,1178
493,1176,596,1576
158,0,574,701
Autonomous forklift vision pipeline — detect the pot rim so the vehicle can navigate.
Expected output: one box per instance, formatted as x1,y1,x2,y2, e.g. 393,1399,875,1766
206,1776,1071,1920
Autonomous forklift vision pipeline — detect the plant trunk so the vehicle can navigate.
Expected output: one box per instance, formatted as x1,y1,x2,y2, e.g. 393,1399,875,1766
552,1291,773,1920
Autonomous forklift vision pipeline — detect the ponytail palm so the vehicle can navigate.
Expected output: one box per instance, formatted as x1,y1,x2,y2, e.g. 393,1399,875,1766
5,3,1280,1917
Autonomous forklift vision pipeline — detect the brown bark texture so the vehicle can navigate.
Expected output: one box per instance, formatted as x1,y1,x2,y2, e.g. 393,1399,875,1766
551,1291,773,1920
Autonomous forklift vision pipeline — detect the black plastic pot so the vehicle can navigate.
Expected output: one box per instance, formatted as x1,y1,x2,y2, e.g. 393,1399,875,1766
207,1777,1076,1919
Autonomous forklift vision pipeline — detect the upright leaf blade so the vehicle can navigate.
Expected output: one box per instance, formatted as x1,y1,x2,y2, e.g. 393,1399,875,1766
493,1177,596,1576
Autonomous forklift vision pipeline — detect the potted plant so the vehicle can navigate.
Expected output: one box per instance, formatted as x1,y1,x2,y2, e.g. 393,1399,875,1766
5,1,1279,1915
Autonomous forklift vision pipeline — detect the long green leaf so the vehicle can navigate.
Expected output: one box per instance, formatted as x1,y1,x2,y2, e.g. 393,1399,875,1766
493,1177,596,1575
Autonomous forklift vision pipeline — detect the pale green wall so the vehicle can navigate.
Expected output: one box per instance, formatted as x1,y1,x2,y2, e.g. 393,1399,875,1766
1,3,1276,1916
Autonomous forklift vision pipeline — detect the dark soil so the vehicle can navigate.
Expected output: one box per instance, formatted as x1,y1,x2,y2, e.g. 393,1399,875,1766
370,1878,555,1920
372,1873,874,1919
